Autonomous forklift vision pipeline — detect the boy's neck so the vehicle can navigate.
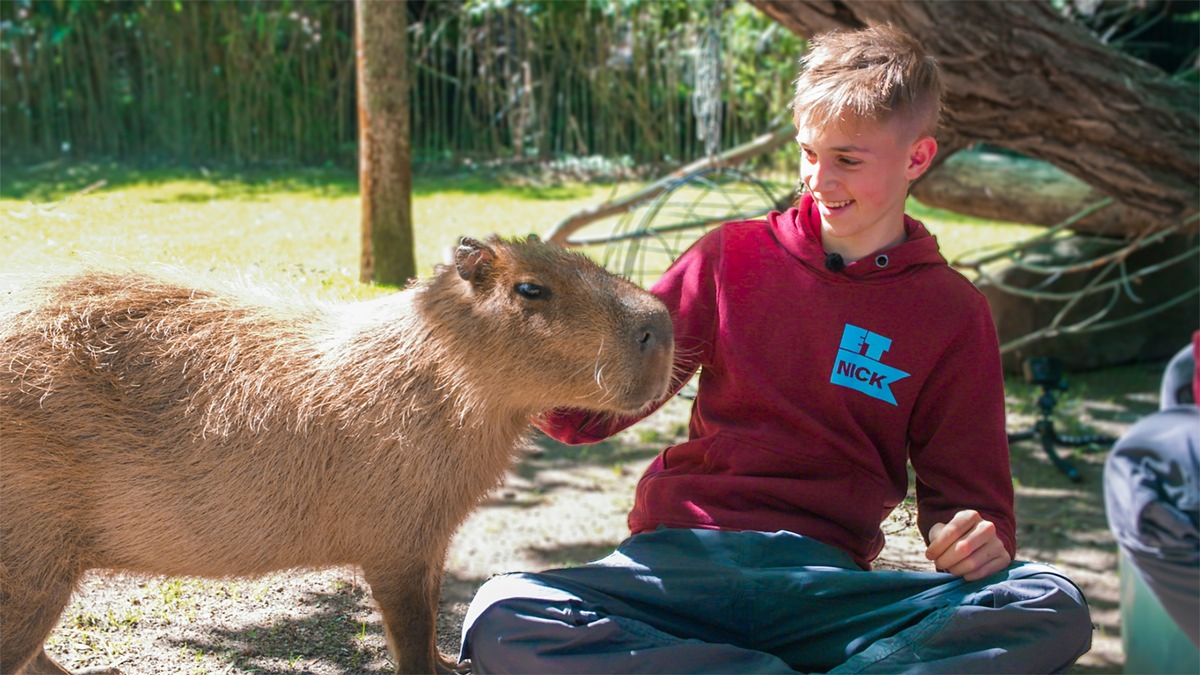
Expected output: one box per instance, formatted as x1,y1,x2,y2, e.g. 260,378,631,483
820,218,908,264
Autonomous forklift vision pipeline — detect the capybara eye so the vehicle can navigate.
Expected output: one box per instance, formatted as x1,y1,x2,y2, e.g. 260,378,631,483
514,282,549,300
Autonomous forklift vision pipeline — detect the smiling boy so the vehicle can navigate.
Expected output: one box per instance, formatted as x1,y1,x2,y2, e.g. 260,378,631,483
799,116,933,266
460,24,1092,673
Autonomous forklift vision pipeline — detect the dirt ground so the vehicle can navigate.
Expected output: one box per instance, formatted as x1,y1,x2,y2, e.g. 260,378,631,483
38,365,1164,674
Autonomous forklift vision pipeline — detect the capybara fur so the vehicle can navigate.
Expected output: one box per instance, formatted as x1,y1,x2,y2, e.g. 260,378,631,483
0,236,674,675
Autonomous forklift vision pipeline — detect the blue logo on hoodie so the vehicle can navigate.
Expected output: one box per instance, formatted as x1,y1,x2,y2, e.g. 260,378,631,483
830,324,910,405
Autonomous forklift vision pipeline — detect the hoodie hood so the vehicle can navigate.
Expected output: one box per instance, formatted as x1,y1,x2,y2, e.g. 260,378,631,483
770,192,946,282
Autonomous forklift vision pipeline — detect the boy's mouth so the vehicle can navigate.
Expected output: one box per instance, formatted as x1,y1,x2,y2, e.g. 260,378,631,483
820,198,854,211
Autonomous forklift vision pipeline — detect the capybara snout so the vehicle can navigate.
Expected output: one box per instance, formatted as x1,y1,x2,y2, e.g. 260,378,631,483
621,304,674,409
448,236,674,414
0,234,673,675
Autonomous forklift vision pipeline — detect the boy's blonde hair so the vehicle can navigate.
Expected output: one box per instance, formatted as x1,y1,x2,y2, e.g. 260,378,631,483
793,24,944,139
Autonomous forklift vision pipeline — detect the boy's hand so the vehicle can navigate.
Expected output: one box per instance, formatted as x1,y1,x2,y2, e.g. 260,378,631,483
925,509,1011,581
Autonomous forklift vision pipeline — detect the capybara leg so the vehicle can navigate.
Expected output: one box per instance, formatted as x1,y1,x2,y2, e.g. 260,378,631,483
433,647,464,674
17,648,123,675
2,586,75,674
20,648,73,675
1,551,81,674
365,563,457,675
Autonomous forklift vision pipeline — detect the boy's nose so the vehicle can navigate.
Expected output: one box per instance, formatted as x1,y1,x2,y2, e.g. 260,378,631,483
804,162,834,191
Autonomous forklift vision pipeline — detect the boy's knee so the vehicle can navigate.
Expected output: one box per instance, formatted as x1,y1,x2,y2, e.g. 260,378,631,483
1009,565,1094,653
464,573,549,637
462,597,539,675
467,572,579,620
461,573,582,666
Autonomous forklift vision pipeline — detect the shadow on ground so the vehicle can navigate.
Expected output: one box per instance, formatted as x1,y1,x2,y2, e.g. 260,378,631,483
169,586,391,675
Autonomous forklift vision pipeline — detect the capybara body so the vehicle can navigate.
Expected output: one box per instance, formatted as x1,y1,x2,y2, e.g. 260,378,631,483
0,236,674,675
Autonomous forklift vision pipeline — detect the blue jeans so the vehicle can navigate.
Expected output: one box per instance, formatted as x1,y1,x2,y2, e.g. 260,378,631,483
461,528,1091,673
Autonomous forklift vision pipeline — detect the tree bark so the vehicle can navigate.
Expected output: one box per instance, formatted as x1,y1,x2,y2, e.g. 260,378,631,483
749,0,1198,233
357,0,415,285
911,149,1152,235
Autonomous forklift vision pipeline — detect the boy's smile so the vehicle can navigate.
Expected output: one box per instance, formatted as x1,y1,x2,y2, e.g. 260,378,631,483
796,115,937,264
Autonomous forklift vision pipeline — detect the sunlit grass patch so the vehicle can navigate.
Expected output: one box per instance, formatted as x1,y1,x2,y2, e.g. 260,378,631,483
906,198,1045,265
0,163,650,300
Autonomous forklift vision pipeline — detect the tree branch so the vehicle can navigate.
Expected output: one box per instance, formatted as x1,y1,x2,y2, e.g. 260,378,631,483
749,0,1198,230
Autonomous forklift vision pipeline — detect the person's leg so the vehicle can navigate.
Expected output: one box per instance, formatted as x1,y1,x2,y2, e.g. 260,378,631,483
463,528,1092,674
461,528,805,674
830,565,1090,673
1105,406,1200,646
462,571,798,674
733,530,1091,672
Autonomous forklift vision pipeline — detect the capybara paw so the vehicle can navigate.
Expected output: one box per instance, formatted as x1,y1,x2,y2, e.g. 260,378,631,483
436,652,468,674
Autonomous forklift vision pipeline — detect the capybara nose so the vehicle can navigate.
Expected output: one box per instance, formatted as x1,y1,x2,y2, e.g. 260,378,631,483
635,310,673,354
620,307,674,409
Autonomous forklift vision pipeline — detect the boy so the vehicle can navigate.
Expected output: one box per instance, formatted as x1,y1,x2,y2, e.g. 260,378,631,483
460,24,1092,673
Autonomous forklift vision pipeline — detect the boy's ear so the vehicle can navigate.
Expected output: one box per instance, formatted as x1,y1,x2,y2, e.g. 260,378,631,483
905,136,938,181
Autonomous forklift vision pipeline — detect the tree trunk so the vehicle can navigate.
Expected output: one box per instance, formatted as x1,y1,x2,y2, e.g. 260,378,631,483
749,0,1198,234
357,0,415,285
911,149,1151,235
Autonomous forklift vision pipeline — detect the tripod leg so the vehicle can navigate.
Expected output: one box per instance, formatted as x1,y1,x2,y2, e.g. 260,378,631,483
1007,430,1035,444
1040,422,1082,483
1055,432,1118,449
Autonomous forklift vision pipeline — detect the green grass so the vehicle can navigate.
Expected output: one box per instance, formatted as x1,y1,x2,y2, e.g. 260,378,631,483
905,198,1044,263
1,162,1044,301
0,162,638,299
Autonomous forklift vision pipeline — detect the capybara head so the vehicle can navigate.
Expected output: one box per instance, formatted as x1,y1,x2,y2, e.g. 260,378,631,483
423,235,674,415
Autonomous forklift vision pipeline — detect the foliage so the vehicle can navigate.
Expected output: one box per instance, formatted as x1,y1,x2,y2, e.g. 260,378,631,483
1054,0,1199,77
1,0,353,165
0,0,804,169
0,162,656,294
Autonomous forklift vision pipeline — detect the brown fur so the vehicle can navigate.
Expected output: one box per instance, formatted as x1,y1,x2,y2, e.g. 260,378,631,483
0,236,674,675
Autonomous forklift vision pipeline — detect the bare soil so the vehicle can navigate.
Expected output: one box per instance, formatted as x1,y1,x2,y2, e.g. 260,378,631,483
41,365,1162,674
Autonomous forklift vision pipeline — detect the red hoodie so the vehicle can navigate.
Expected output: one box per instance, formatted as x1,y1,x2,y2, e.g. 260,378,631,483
539,193,1016,570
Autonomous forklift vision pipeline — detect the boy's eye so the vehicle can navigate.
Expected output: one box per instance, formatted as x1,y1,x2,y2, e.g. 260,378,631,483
839,157,862,167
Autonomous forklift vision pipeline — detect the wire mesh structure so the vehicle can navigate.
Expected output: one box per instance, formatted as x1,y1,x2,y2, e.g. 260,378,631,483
562,0,796,287
561,166,790,401
568,166,791,288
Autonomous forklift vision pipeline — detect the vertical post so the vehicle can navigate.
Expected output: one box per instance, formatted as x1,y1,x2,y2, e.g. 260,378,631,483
356,0,415,285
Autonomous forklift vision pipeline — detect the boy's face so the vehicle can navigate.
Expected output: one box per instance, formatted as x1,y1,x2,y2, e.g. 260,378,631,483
796,114,936,262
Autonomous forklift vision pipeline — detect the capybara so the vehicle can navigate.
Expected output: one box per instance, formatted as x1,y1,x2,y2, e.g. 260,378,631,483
0,235,675,675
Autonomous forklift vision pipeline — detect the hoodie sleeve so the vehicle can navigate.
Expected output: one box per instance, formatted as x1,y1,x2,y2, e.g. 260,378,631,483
536,228,722,445
907,291,1017,560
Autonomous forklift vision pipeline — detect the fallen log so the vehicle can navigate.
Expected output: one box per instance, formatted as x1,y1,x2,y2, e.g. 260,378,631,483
750,0,1199,231
911,149,1185,237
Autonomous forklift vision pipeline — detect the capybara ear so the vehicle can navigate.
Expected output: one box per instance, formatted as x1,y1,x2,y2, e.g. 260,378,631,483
455,237,496,284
